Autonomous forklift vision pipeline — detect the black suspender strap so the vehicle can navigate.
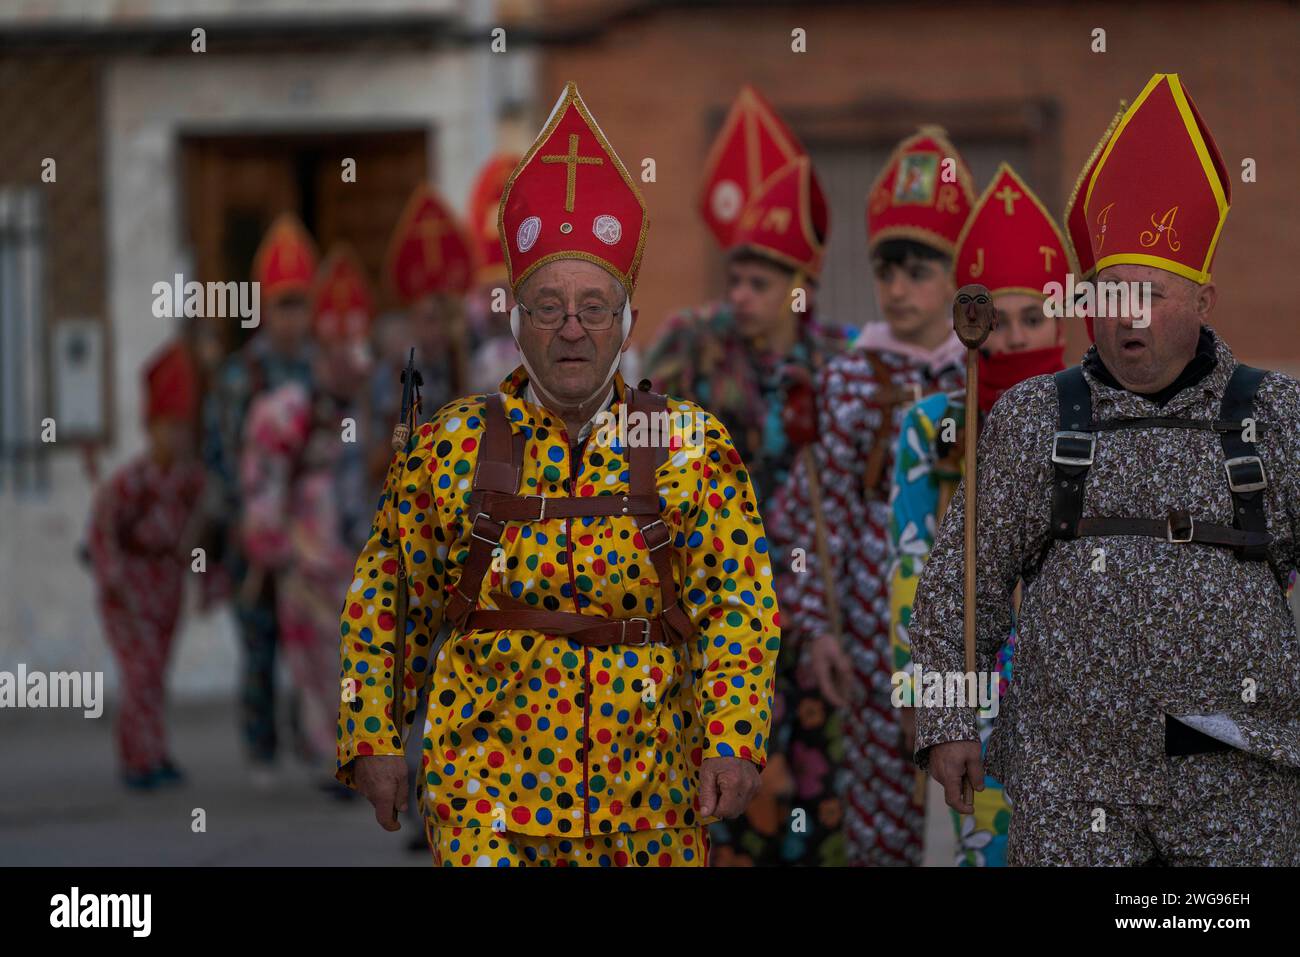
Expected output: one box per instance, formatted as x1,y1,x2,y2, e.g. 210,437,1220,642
1219,364,1270,562
1050,366,1095,539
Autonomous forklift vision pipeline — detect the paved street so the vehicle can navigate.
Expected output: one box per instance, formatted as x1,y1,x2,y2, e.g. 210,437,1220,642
0,699,426,867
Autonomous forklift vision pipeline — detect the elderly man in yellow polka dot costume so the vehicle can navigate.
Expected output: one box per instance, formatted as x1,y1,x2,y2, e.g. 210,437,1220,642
335,83,780,866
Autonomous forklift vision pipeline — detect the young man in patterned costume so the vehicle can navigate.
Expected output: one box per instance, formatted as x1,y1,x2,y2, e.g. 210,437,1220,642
887,163,1070,865
645,86,848,866
791,128,976,866
336,82,779,867
202,214,317,780
914,74,1300,865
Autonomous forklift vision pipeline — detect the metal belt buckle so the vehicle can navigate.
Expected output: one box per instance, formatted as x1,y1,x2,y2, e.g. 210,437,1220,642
1166,514,1195,543
1051,430,1095,467
470,511,499,545
523,494,547,521
1224,456,1267,493
641,519,670,552
621,617,651,646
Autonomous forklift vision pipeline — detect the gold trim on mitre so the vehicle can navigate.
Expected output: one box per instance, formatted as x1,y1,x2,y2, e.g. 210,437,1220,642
1062,100,1127,280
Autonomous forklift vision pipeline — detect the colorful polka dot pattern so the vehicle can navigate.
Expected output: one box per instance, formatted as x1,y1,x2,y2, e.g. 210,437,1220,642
337,367,780,838
427,822,708,867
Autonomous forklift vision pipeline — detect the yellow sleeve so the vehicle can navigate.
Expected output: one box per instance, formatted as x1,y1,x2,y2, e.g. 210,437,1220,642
335,434,445,787
683,414,781,768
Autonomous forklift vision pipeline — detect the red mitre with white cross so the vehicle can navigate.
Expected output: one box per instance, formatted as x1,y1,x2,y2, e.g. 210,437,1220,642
499,82,649,296
866,127,975,256
467,153,521,288
729,155,828,280
698,85,807,250
1082,73,1230,285
387,183,474,305
955,163,1073,297
313,244,374,343
252,213,319,303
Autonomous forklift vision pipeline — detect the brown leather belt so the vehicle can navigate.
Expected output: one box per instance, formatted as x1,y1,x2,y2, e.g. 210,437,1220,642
463,609,683,647
477,491,662,521
1076,510,1272,548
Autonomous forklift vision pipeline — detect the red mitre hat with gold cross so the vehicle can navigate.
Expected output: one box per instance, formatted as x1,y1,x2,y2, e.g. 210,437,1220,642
698,85,807,250
866,127,976,256
499,82,649,297
467,153,521,288
1081,73,1230,285
252,213,319,303
313,244,374,343
387,183,474,304
955,163,1073,297
730,155,829,280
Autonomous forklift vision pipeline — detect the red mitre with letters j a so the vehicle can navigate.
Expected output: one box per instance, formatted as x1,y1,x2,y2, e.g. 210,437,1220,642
499,81,649,296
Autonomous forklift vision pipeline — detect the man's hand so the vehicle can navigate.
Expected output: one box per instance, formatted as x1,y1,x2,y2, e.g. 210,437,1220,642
808,633,854,709
927,740,984,814
353,755,408,831
698,756,761,820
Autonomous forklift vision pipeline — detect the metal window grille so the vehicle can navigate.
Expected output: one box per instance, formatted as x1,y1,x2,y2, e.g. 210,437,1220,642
0,187,47,495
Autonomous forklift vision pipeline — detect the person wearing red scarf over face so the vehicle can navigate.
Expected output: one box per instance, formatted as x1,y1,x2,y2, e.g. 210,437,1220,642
884,163,1069,866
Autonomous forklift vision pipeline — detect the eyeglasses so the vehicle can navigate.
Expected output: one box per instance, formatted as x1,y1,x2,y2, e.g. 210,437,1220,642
519,300,625,331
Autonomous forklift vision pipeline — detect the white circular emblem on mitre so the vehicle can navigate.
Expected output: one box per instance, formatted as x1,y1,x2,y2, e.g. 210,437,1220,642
593,214,622,246
711,180,744,222
516,216,542,253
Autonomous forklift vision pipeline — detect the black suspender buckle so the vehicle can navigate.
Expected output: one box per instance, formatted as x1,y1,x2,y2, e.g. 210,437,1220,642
1166,510,1195,544
1224,456,1267,494
1051,431,1095,467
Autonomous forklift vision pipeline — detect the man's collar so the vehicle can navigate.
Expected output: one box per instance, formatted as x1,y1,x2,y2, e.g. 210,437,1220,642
500,363,626,443
1080,325,1234,412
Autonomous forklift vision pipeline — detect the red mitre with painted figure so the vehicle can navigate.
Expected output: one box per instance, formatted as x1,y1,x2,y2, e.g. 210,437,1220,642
467,153,521,287
1082,73,1230,285
699,85,807,249
867,127,976,255
387,183,474,305
499,81,648,296
143,339,198,424
313,245,374,342
730,155,828,280
955,163,1073,297
252,213,319,303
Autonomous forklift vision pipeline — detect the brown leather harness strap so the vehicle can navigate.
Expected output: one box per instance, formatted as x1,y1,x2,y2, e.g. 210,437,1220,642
1076,511,1271,549
862,351,922,499
445,384,695,647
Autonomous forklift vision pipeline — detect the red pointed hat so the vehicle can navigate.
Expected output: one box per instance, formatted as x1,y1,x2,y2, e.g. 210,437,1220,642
867,127,976,255
467,153,521,287
143,339,198,424
1063,103,1126,282
313,245,374,342
955,163,1073,297
1081,74,1230,285
730,156,828,279
387,184,474,304
252,213,318,302
499,82,648,297
699,85,807,249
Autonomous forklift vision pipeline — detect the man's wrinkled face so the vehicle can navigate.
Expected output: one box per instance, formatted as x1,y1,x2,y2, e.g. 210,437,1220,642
265,294,311,353
515,260,629,407
873,253,955,340
725,258,793,339
984,292,1060,355
1092,264,1212,393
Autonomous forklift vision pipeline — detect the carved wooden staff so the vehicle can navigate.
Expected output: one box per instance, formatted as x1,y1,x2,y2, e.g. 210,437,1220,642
388,349,422,742
951,284,993,808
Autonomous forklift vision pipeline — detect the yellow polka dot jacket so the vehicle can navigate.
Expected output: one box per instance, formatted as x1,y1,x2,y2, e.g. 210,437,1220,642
336,367,780,837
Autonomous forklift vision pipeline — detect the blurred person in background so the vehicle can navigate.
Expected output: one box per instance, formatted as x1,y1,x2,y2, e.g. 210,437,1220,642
201,213,318,786
89,340,206,790
646,86,849,866
239,246,375,793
